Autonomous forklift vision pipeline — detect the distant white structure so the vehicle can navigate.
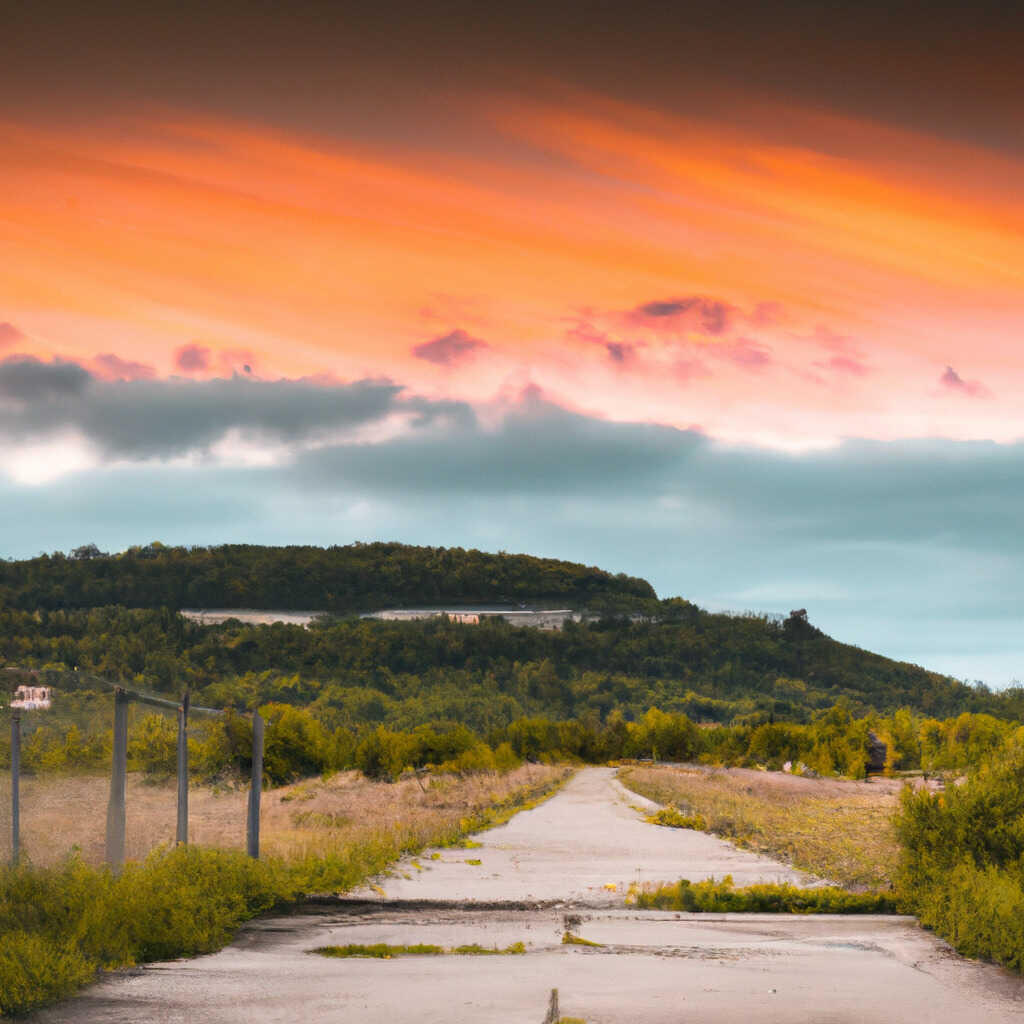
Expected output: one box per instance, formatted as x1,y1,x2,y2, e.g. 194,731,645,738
11,684,52,710
364,608,579,630
181,609,324,628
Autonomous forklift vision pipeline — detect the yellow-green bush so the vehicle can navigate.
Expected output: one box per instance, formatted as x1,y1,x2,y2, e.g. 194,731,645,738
895,735,1024,971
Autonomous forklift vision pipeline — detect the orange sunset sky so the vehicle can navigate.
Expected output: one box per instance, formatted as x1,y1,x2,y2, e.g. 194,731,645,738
1,0,1023,683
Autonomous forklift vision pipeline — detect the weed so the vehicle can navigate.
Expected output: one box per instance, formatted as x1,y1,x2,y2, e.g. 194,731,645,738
313,943,444,958
561,931,604,947
465,858,482,865
645,806,707,830
451,942,526,955
312,941,527,958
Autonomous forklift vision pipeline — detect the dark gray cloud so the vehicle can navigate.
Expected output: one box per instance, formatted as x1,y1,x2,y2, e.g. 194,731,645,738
941,365,990,398
176,343,211,373
413,329,488,365
0,356,91,400
0,361,433,458
0,323,25,348
292,390,694,495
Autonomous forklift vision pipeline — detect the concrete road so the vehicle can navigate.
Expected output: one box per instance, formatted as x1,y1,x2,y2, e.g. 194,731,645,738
31,767,1024,1023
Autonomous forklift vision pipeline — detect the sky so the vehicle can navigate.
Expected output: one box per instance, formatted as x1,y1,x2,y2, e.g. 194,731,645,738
1,1,1022,685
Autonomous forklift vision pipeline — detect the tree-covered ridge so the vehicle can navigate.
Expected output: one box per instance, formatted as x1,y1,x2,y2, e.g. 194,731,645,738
3,602,1021,727
0,542,656,614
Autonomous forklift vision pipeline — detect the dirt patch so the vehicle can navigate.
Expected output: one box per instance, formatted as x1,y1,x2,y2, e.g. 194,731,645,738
0,764,564,867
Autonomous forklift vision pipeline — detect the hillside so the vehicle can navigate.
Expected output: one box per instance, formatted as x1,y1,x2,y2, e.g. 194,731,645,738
1,543,1020,726
0,541,656,615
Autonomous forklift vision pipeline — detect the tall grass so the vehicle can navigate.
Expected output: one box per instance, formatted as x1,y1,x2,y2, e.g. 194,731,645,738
620,765,900,888
0,766,569,1016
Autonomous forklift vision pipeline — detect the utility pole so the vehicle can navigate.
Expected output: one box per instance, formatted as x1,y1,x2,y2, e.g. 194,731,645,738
247,711,264,858
105,688,129,869
10,710,20,866
176,688,190,845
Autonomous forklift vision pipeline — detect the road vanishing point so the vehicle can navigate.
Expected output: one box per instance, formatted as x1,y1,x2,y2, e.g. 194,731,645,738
31,767,1024,1023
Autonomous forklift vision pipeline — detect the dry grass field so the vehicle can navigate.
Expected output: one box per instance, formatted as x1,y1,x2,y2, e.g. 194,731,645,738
0,764,566,868
619,764,933,888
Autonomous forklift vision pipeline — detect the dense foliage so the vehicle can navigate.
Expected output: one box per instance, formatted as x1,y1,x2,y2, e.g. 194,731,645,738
0,542,655,614
895,732,1024,971
3,602,1020,735
3,699,1017,787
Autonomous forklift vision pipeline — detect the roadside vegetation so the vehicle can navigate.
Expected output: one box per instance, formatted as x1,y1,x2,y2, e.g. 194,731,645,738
0,765,568,1015
620,764,901,888
895,734,1024,972
631,876,898,913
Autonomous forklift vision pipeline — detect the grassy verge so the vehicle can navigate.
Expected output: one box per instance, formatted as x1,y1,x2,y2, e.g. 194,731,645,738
620,765,899,888
630,875,898,913
0,766,570,1016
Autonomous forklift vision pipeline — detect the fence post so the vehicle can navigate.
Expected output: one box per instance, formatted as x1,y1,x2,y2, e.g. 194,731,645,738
176,689,190,845
246,711,264,858
10,710,20,866
105,688,129,869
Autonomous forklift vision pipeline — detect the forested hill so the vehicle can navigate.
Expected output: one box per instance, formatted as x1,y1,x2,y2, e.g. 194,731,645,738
0,542,656,614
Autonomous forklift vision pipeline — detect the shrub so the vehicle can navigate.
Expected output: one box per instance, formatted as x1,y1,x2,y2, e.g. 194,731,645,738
895,736,1024,971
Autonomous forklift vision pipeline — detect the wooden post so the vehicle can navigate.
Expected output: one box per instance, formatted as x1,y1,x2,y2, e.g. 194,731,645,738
10,711,20,866
246,711,264,859
105,688,129,869
176,689,190,845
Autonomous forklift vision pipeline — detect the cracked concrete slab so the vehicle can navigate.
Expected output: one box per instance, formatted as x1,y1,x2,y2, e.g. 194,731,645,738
29,767,1024,1023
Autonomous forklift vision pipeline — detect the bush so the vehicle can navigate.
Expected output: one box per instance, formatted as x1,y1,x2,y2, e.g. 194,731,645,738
0,932,95,1015
895,736,1024,971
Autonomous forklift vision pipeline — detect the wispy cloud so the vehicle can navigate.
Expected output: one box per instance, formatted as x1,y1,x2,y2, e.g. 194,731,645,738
941,365,990,398
92,353,156,381
412,329,488,366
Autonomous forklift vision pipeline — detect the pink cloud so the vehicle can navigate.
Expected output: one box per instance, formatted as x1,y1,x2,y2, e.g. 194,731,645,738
719,337,772,371
629,296,732,335
0,322,25,348
217,348,256,376
940,365,990,398
92,353,156,381
175,343,211,373
412,328,488,366
819,355,870,376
